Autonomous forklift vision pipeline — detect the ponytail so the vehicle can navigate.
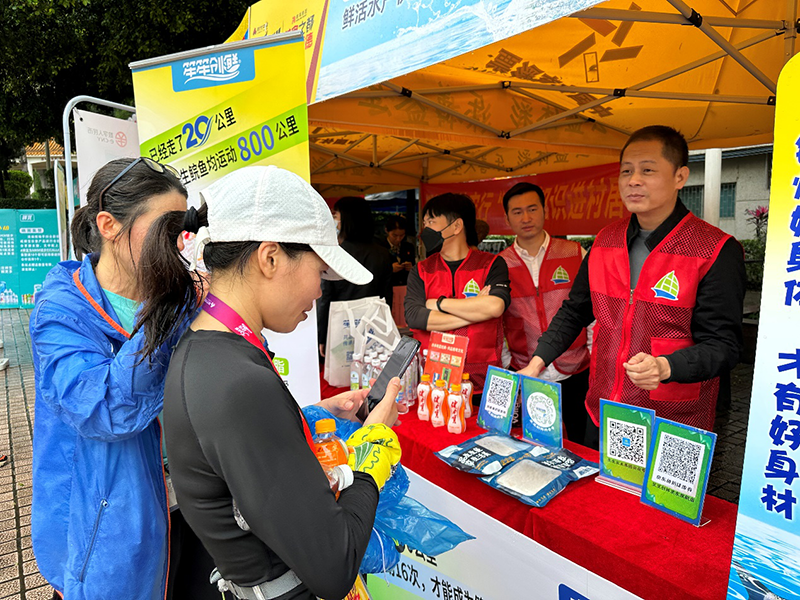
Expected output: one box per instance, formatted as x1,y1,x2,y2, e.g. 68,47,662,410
136,206,207,359
71,205,98,257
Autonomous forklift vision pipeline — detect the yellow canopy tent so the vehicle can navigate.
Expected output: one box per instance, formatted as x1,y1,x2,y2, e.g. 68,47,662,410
227,0,799,196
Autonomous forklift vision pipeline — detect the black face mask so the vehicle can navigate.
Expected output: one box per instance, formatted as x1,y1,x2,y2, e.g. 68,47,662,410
420,227,445,254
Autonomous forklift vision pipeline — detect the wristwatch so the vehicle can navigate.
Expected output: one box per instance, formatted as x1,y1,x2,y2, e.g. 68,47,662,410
436,295,449,314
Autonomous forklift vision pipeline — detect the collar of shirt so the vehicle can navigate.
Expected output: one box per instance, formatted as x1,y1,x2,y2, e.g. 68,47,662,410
513,231,550,287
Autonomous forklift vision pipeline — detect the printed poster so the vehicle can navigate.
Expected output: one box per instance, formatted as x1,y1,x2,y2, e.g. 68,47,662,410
519,376,563,448
641,418,716,527
477,366,520,434
599,400,655,493
423,331,469,388
727,52,800,599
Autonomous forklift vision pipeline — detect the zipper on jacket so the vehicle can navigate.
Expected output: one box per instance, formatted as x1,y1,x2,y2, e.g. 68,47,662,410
78,499,108,582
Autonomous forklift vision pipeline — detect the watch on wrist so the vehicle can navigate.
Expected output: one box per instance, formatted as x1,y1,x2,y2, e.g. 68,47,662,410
436,295,449,314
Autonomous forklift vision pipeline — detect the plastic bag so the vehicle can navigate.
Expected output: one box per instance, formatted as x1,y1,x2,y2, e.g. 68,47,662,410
436,432,536,475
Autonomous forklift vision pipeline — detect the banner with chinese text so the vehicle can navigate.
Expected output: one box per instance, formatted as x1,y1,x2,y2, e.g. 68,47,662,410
421,163,623,237
0,210,61,309
727,53,800,599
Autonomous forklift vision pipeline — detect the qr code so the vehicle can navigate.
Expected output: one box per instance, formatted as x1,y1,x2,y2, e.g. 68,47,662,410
485,375,514,419
607,418,647,468
652,433,705,496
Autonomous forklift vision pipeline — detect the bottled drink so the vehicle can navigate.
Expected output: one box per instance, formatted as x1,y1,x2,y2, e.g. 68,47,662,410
430,379,448,428
461,373,474,419
350,353,363,391
370,358,382,383
313,419,352,497
447,384,467,434
362,351,377,388
417,374,433,421
397,368,409,414
406,357,417,407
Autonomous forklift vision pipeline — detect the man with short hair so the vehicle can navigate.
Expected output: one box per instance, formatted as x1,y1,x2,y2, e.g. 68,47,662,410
520,125,745,445
500,182,592,443
405,193,511,390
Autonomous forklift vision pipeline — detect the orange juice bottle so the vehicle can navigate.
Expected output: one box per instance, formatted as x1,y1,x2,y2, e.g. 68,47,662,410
417,374,433,421
446,383,466,434
313,419,351,497
461,373,474,419
430,379,448,428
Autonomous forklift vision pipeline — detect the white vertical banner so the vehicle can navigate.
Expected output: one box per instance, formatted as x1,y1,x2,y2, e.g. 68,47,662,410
262,301,321,408
73,108,139,206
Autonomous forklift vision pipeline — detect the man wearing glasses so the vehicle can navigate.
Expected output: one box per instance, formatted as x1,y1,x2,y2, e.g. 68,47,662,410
404,193,511,391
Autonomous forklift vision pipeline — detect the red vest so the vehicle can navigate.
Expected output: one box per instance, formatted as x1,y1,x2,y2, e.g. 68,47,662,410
501,238,589,373
412,249,504,390
587,213,731,431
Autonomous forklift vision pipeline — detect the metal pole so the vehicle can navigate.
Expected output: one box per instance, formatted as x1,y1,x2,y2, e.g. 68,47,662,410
786,0,798,64
703,149,722,227
574,8,785,30
62,95,135,259
52,159,67,261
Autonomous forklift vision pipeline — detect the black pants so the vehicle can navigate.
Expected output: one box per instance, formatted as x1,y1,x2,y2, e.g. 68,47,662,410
560,368,591,446
167,508,222,600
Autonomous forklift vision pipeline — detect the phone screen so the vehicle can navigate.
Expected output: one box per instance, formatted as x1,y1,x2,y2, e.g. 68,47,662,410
366,336,421,411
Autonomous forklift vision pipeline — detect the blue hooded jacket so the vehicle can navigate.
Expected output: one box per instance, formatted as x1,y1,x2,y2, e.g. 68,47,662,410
30,254,177,599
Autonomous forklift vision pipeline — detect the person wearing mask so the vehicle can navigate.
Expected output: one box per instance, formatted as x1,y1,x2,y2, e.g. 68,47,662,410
519,126,745,446
136,165,402,600
317,196,393,356
29,158,219,600
405,193,511,390
500,182,592,444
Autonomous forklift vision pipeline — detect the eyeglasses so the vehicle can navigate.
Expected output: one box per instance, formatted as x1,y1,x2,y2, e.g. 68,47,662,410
98,157,179,212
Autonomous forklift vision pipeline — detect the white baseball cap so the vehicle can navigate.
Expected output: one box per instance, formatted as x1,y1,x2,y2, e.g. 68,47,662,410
197,166,372,285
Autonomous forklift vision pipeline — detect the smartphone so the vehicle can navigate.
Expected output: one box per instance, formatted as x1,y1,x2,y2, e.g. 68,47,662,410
366,336,421,411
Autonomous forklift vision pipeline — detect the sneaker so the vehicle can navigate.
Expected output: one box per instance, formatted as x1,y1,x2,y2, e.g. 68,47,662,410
0,359,8,371
0,455,8,468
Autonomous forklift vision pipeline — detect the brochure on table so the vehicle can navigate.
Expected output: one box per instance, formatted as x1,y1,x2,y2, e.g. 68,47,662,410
477,366,520,434
598,399,655,494
641,417,717,526
424,331,469,387
519,375,563,449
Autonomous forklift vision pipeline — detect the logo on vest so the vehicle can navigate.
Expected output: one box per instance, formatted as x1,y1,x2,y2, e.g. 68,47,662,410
652,270,680,301
551,265,570,284
463,279,481,298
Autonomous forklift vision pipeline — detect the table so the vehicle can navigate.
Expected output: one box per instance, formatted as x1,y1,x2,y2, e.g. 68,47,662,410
392,409,738,600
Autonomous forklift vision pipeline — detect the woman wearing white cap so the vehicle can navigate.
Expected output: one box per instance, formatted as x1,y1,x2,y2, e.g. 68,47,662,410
136,165,402,600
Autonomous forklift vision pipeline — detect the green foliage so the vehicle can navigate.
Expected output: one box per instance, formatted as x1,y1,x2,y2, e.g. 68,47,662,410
571,236,595,250
0,197,55,209
740,238,765,291
2,170,33,198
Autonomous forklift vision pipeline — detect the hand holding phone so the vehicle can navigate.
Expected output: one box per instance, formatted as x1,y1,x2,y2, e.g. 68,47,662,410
366,336,421,411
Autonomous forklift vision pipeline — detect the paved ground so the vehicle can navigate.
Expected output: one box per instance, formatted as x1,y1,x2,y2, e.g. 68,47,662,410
0,308,756,598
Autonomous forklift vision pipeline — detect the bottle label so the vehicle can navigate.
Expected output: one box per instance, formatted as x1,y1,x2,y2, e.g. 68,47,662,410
350,371,360,391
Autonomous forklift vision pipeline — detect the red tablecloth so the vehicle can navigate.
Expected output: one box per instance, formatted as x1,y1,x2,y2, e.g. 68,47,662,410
393,410,737,600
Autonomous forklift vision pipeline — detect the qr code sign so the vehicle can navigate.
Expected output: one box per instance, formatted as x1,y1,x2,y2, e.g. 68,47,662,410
485,375,515,419
607,418,647,468
652,433,705,496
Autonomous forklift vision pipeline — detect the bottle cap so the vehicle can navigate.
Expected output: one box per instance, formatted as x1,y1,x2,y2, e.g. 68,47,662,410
451,384,462,392
315,418,336,435
435,379,446,387
421,374,431,381
353,353,362,360
423,349,428,355
462,373,470,380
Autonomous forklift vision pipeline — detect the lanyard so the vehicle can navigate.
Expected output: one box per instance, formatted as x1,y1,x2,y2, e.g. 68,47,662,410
202,293,315,450
73,268,131,339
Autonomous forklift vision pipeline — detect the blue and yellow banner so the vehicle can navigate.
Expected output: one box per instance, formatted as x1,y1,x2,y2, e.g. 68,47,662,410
727,53,800,599
130,33,310,188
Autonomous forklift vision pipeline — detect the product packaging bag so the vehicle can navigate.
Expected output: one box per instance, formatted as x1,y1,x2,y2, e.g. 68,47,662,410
324,296,400,387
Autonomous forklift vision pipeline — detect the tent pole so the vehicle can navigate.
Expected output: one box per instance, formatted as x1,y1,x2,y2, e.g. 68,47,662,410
510,152,557,172
786,0,798,64
378,138,419,166
703,149,722,227
310,133,371,173
426,147,498,180
372,136,378,166
345,84,498,98
509,95,615,137
575,8,784,30
414,140,506,172
382,152,443,167
664,0,777,93
309,130,361,138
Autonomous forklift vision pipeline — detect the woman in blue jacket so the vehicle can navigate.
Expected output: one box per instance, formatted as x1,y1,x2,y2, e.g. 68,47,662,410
29,158,218,600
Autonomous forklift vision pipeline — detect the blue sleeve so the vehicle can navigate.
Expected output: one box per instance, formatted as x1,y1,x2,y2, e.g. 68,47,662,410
31,300,172,442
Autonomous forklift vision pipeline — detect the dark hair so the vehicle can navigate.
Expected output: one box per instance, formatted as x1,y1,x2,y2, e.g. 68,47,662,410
423,193,478,247
620,125,689,171
384,215,408,233
502,182,545,213
136,204,311,359
334,196,374,244
71,158,186,258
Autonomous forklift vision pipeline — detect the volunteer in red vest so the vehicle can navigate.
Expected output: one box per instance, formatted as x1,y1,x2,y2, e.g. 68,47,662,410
519,125,745,447
405,193,511,391
500,182,592,443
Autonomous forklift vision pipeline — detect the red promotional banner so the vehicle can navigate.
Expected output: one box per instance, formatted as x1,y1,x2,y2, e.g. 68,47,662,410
421,163,625,237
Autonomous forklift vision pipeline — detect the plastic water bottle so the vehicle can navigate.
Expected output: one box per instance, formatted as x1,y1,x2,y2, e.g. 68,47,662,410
417,374,433,421
447,384,467,434
370,358,383,383
430,379,448,428
313,419,352,498
461,373,474,419
350,353,363,391
406,357,417,407
397,369,409,414
362,351,377,388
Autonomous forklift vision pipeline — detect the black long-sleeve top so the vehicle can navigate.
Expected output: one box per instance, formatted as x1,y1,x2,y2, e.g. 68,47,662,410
534,200,745,385
163,329,379,600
